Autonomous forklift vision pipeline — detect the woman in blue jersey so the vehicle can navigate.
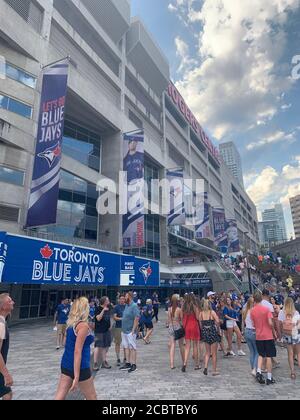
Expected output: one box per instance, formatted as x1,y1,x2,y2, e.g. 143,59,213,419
55,297,97,400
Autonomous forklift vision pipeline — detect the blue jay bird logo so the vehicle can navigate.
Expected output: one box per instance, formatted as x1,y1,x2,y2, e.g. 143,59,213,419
139,263,152,284
38,143,61,168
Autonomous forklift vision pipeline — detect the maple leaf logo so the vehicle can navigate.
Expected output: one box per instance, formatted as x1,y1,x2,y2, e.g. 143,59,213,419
40,244,53,259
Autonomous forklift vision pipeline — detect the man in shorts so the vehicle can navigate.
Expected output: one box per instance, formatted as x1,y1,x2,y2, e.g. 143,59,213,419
54,298,70,350
113,295,126,366
0,293,15,400
120,292,140,373
251,291,277,385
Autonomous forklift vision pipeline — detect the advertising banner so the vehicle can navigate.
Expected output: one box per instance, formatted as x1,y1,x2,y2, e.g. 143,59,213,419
0,232,7,283
0,233,159,287
167,168,185,226
195,192,211,239
225,219,240,253
26,59,69,228
122,131,145,248
212,207,228,248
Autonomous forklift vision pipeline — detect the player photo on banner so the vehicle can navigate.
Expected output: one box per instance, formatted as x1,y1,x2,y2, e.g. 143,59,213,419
226,219,240,253
167,168,185,226
212,207,228,249
195,192,211,239
122,130,145,248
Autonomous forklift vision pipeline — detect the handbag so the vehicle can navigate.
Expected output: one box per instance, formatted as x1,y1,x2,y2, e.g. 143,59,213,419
282,314,293,337
170,310,185,341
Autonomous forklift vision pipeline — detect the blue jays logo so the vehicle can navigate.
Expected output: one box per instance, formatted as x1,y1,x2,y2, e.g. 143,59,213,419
38,143,61,168
139,263,152,284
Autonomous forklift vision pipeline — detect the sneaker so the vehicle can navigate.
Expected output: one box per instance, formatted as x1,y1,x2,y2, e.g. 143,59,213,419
117,359,121,367
266,378,276,385
251,369,257,377
128,364,138,373
256,373,266,385
238,350,246,356
230,351,236,356
120,363,132,370
56,346,60,350
101,363,112,369
93,364,100,372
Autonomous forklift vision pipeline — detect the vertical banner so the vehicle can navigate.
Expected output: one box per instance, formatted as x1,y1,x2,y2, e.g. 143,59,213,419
226,219,240,253
26,59,69,228
122,131,145,248
195,192,211,239
0,232,7,283
167,168,185,226
213,207,227,249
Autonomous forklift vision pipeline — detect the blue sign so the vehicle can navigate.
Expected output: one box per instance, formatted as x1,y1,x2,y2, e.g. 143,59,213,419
0,233,159,288
0,232,7,283
160,278,212,289
26,59,69,228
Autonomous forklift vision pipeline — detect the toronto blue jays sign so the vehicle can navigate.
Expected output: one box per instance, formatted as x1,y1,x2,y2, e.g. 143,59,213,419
26,59,69,228
0,233,159,287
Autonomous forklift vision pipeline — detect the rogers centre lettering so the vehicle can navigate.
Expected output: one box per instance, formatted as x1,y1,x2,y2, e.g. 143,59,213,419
167,82,220,165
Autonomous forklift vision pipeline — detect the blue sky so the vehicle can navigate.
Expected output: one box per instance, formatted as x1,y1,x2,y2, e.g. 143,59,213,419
131,0,300,238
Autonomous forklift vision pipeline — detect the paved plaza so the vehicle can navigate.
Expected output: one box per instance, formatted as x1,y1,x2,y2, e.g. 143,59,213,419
7,312,300,400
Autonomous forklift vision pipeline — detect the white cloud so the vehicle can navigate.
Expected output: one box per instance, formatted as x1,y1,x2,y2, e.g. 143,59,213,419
174,36,197,73
168,0,300,139
246,130,296,150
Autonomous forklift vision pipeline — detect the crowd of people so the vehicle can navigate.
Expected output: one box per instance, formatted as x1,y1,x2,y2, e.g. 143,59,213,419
1,283,300,400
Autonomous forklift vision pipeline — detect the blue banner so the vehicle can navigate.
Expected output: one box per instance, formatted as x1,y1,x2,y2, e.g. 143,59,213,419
213,207,227,249
195,192,211,239
225,219,240,253
26,59,69,228
0,232,7,283
0,233,159,287
123,130,145,248
167,168,185,226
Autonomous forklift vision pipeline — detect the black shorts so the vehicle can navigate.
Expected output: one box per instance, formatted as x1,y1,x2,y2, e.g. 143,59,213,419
0,373,12,398
61,367,92,382
256,340,277,358
144,322,153,329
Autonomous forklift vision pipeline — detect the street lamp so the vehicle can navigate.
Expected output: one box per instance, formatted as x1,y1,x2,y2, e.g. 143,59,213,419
244,231,253,294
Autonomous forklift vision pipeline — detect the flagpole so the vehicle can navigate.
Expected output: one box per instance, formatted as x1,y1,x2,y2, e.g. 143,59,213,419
42,56,71,69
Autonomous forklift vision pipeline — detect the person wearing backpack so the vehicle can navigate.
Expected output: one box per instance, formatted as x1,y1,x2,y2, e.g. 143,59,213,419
278,298,300,380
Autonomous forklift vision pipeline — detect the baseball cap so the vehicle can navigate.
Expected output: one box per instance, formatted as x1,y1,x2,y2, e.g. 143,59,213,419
207,292,216,298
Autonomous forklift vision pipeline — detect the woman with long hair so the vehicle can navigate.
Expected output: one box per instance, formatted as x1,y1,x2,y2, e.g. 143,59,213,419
270,297,281,343
195,297,206,369
223,297,245,357
242,297,259,376
199,299,221,376
55,297,97,400
168,295,185,370
182,294,200,372
278,298,300,380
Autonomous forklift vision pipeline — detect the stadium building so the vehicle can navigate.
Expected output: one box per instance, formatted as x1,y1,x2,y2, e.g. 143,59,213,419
0,0,259,321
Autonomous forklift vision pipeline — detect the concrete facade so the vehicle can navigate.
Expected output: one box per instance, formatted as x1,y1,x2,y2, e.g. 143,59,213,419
290,195,300,239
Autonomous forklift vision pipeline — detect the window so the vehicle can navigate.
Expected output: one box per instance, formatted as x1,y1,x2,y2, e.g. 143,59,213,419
34,170,98,241
0,165,24,186
5,0,44,34
0,93,32,118
63,121,101,172
5,62,36,88
0,205,19,222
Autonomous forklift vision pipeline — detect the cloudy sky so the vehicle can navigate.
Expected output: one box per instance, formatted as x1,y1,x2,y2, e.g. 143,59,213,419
131,0,300,238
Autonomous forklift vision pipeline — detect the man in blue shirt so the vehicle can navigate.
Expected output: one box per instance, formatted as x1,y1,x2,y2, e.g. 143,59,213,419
113,295,126,366
54,298,70,350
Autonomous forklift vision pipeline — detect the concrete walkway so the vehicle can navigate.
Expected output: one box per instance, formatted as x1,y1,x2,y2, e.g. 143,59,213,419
7,313,300,400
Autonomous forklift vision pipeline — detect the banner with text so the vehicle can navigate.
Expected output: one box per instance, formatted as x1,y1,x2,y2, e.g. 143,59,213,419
212,207,227,249
26,59,69,228
167,168,185,226
122,131,145,248
195,192,211,239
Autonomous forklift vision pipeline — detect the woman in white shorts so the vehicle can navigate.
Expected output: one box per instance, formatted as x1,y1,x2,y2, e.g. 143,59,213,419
223,297,245,357
278,298,300,380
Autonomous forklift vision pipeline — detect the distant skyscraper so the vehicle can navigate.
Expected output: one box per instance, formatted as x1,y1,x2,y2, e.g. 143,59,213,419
219,142,244,188
260,204,288,247
290,195,300,239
